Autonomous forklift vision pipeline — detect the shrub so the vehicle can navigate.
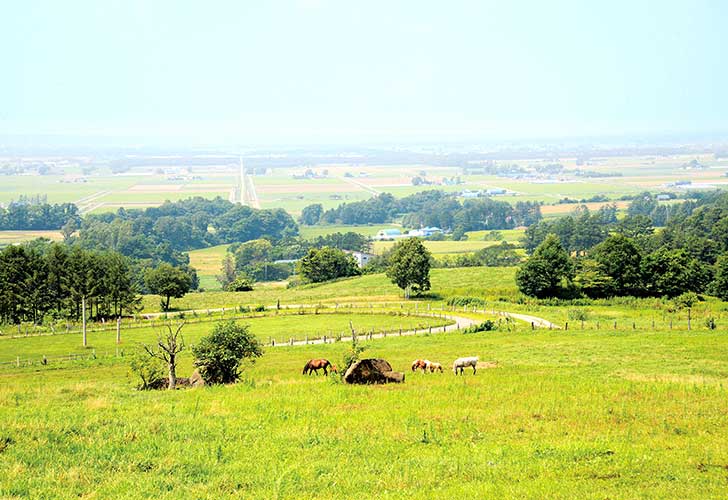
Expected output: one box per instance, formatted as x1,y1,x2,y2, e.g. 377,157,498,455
447,296,486,308
705,317,717,330
462,320,496,334
129,347,166,390
226,274,254,292
192,321,263,384
567,308,589,321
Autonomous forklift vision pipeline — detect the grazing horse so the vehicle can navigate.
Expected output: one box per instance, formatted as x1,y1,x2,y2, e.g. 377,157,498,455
429,362,444,373
452,356,479,375
303,359,337,376
411,359,432,373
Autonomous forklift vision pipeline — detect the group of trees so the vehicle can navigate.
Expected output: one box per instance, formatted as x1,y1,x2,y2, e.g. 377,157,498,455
516,233,715,300
0,237,202,323
221,232,371,286
0,242,139,324
301,190,542,231
0,202,79,230
78,197,298,265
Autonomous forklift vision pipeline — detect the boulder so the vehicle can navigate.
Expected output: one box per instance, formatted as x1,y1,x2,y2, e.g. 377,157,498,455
189,369,205,387
343,358,405,384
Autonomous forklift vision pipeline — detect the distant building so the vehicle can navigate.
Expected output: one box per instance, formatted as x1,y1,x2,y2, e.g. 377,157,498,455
375,229,403,240
460,189,480,198
656,194,671,201
407,227,442,238
486,188,507,195
344,250,377,268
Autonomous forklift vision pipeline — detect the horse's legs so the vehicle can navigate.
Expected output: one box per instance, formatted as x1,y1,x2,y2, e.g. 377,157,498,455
472,365,477,375
323,366,328,376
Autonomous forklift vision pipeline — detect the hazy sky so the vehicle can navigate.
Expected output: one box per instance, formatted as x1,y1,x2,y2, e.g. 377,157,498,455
2,0,726,145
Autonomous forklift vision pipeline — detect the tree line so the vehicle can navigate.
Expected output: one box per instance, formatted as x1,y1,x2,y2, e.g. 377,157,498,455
0,202,80,230
77,197,298,266
300,190,542,231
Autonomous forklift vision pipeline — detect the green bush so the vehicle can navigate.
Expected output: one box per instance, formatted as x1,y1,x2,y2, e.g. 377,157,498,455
462,320,496,334
226,274,254,292
192,321,263,385
447,296,486,308
129,347,166,390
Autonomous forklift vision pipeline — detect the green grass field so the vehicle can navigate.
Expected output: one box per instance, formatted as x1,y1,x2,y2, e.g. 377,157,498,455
1,325,727,499
140,267,520,312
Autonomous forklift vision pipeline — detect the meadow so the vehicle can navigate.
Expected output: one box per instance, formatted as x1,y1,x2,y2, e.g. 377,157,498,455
1,324,727,499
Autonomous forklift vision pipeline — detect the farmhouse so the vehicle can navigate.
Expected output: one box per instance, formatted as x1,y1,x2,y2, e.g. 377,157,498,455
344,250,377,268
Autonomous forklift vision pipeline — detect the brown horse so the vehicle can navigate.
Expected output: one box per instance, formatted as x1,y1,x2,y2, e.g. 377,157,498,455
411,359,431,373
303,358,337,376
429,362,444,373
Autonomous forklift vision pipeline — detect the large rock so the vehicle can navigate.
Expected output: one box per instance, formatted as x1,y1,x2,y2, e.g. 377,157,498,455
343,358,405,384
189,369,205,387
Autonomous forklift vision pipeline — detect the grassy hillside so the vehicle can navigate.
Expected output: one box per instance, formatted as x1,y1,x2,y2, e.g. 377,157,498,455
1,327,727,498
140,267,520,312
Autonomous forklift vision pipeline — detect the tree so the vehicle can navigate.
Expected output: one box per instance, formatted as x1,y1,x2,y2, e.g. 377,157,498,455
515,234,573,298
641,248,710,297
710,253,728,300
144,323,186,390
217,253,237,289
144,263,193,311
192,321,263,384
590,235,643,296
300,204,323,225
297,247,361,283
386,238,432,298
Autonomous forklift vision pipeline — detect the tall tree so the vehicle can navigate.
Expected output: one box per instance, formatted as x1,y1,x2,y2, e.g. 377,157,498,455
385,238,432,298
144,264,193,311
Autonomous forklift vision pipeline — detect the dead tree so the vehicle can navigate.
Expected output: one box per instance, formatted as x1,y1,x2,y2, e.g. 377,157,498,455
144,322,186,390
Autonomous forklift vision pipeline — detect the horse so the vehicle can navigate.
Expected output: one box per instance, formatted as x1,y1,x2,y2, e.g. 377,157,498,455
411,359,432,373
453,356,479,375
303,358,337,376
429,362,444,373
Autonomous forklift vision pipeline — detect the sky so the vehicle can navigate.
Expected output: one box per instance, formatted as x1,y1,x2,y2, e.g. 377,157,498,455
1,0,727,146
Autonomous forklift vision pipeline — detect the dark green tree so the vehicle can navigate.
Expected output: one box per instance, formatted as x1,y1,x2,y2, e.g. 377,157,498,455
297,247,361,283
385,238,432,297
300,203,323,225
590,235,643,296
515,234,573,298
144,263,193,311
709,253,728,300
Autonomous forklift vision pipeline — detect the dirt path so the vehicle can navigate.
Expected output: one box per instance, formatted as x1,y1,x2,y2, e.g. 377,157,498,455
495,311,559,329
269,312,479,347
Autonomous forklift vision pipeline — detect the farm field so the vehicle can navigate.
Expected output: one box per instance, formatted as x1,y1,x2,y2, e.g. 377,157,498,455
0,230,63,246
1,325,727,498
187,245,231,290
372,239,501,255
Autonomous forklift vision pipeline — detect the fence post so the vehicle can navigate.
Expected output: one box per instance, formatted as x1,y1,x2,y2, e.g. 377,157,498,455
116,317,121,344
614,321,617,330
16,356,20,367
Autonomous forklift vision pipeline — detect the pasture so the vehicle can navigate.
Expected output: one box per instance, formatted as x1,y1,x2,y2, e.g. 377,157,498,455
1,325,727,499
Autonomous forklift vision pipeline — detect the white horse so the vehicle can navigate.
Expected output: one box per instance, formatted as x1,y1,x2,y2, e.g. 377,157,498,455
453,356,479,375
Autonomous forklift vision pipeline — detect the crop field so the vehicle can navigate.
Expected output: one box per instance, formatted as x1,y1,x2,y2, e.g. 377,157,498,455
372,239,501,255
0,230,63,246
1,321,727,498
187,245,231,290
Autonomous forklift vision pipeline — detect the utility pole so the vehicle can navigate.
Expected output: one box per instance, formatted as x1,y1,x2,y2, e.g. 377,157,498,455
82,296,87,347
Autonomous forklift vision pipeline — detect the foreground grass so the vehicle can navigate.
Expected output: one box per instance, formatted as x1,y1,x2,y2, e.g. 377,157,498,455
1,328,727,499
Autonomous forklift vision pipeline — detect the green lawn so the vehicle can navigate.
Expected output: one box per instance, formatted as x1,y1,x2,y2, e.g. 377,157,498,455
1,327,727,498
